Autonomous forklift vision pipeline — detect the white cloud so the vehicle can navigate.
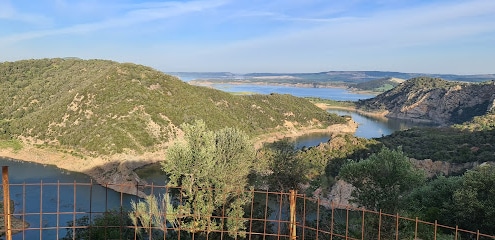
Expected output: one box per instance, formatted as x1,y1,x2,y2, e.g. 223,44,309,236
148,0,495,73
211,0,495,51
0,0,228,44
1,0,494,74
0,0,51,25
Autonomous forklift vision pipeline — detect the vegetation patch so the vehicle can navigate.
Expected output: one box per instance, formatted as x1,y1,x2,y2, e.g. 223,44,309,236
0,139,23,152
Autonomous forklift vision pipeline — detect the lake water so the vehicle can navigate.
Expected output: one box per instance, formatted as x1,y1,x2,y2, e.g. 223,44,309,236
294,109,436,148
0,158,138,239
210,83,376,101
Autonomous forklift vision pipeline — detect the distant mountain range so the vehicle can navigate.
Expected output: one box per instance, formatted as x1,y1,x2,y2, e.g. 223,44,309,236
168,71,495,83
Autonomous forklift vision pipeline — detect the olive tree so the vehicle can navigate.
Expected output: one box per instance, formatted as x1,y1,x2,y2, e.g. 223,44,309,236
161,119,256,238
403,175,461,226
256,138,309,192
339,147,425,238
129,194,180,239
339,147,425,214
453,164,495,235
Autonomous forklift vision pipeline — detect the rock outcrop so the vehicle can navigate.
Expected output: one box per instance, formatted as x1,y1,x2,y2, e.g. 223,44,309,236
320,159,495,209
409,159,495,178
90,160,150,198
357,78,495,125
0,200,29,236
309,180,356,209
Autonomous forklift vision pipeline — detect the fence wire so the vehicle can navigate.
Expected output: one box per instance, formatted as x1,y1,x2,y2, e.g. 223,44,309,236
1,177,495,239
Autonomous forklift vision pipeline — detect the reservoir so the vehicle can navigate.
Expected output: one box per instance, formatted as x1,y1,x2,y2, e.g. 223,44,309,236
295,109,436,148
209,83,375,101
0,158,137,239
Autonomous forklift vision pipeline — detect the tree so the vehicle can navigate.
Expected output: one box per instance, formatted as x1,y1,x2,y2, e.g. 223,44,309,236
129,194,180,239
453,164,495,234
160,120,256,238
339,147,425,214
339,147,425,239
62,209,134,240
403,175,461,226
256,138,309,192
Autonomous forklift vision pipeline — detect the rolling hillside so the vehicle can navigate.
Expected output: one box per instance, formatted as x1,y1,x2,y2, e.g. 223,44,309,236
356,77,495,125
0,58,346,156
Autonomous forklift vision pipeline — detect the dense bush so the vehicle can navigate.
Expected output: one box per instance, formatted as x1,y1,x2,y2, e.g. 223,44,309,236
379,127,495,163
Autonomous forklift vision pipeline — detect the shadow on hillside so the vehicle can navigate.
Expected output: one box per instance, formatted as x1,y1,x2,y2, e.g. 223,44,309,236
79,158,167,198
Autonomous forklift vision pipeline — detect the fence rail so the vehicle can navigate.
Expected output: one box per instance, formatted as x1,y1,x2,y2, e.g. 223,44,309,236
1,166,495,240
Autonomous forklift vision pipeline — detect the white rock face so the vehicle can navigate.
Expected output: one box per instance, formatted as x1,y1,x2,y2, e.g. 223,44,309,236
360,78,495,125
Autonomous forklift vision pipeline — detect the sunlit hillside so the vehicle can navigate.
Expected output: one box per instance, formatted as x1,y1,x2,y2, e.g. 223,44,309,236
0,58,346,155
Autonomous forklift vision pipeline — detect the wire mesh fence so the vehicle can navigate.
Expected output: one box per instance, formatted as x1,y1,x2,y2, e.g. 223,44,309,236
1,168,495,240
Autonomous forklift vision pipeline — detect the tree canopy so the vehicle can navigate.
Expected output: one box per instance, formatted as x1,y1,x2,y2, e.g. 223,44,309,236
453,164,495,234
160,120,256,237
339,147,425,213
256,138,309,192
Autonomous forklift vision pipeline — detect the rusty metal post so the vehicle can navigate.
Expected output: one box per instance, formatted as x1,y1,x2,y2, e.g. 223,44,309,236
454,225,458,240
2,166,12,240
330,201,334,240
345,207,349,240
361,209,365,240
415,217,419,240
395,213,399,240
434,220,437,240
377,209,382,240
289,190,297,240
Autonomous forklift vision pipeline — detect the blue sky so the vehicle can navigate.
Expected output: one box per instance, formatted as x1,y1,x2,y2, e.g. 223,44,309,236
1,0,494,74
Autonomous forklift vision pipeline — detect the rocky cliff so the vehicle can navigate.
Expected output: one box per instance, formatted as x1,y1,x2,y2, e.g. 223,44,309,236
410,159,495,178
357,77,495,125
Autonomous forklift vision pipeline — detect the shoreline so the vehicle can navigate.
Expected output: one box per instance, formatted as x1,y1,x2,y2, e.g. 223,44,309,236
314,103,389,119
0,119,358,197
253,119,358,149
188,80,380,95
0,145,165,197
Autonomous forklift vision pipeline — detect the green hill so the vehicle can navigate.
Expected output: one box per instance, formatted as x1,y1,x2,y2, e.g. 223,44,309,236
0,58,345,156
350,77,405,92
348,77,495,163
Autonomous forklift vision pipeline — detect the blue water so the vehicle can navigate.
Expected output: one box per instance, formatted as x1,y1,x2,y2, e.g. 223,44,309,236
211,83,376,101
328,110,436,138
0,159,137,239
294,110,436,148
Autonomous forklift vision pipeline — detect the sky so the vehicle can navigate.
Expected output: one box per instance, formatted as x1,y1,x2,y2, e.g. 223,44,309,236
1,0,494,74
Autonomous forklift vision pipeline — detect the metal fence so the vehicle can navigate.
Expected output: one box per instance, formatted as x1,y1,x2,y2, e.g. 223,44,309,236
1,166,495,240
